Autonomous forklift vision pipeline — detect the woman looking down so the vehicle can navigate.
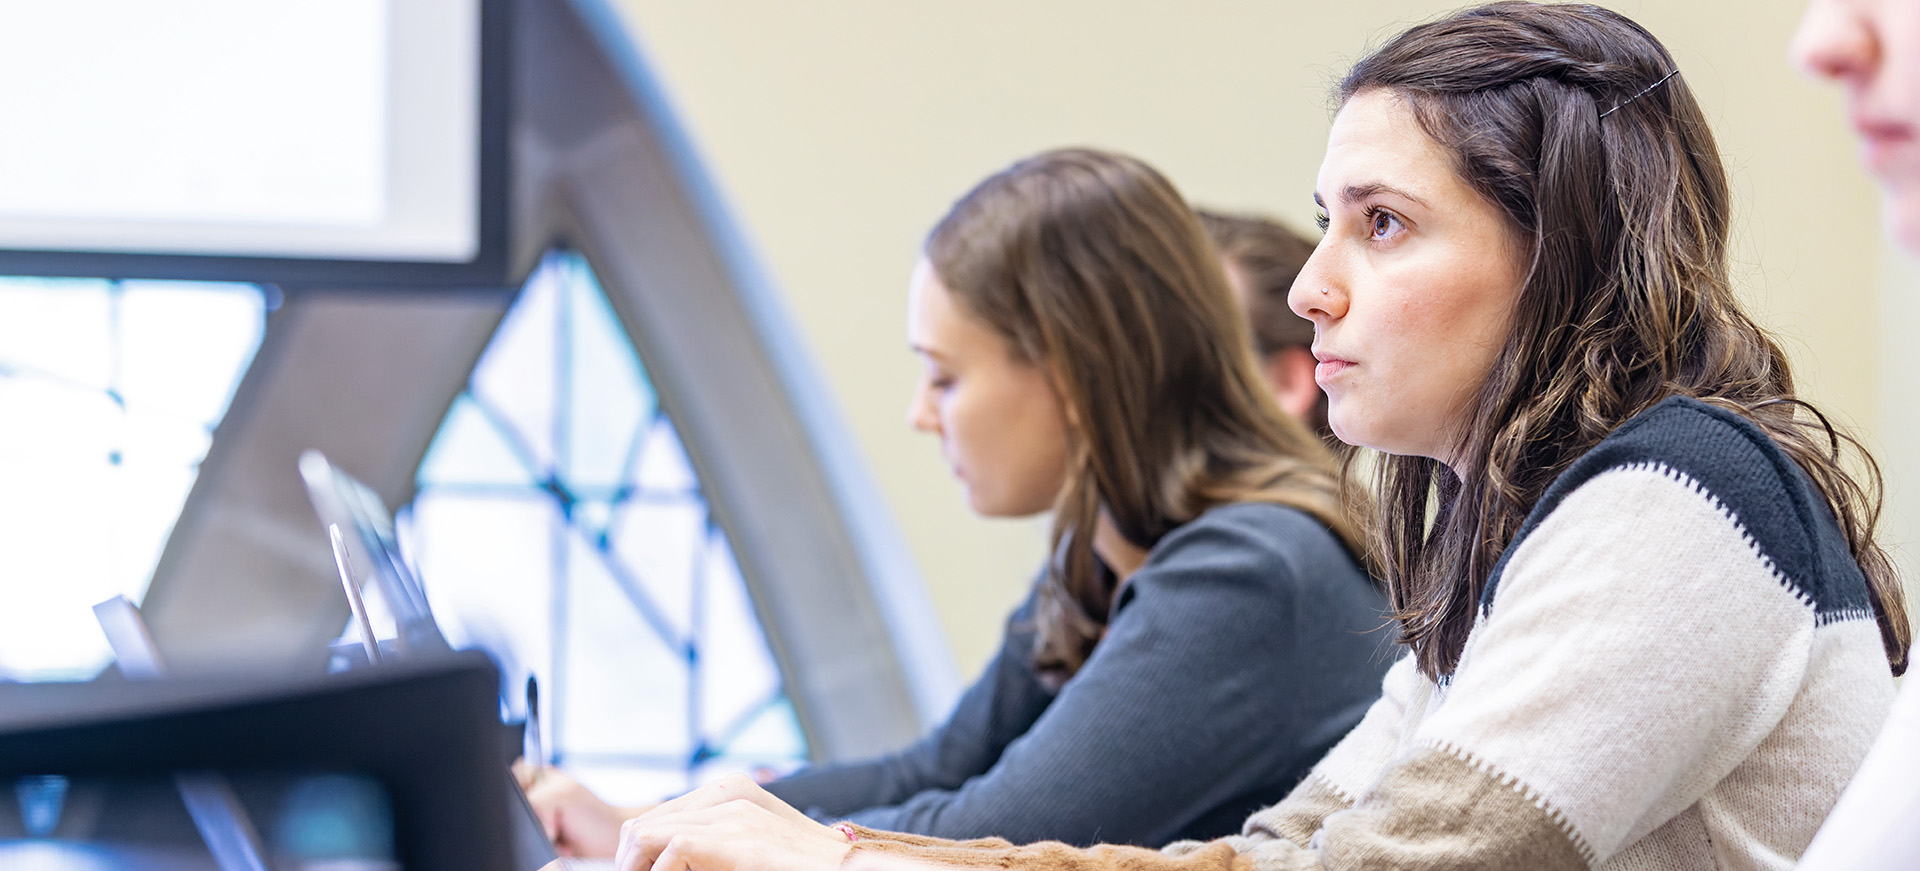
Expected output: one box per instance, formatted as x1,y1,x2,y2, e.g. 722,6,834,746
602,4,1910,870
521,147,1392,856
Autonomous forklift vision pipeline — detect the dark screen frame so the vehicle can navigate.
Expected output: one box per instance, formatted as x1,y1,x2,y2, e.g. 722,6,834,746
0,0,512,289
0,652,516,871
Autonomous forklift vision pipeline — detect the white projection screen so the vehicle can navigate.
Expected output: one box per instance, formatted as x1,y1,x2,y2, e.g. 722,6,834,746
0,0,509,286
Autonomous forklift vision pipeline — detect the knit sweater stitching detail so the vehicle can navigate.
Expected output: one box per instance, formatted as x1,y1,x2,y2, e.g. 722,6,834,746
1601,458,1879,629
1423,738,1598,868
1616,460,1815,613
1302,771,1356,807
1481,454,1856,626
1817,607,1877,626
1478,397,1877,628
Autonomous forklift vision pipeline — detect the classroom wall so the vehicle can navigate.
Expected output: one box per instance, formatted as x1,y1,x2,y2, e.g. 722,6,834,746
608,0,1917,674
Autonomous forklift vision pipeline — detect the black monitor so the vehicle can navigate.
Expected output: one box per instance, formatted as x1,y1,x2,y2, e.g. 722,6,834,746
0,0,511,288
0,651,516,871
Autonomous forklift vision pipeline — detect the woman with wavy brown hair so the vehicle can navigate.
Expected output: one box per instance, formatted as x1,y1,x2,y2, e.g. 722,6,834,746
519,147,1391,856
596,4,1910,870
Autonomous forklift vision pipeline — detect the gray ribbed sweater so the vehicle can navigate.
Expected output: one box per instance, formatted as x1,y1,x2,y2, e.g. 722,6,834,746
764,502,1393,847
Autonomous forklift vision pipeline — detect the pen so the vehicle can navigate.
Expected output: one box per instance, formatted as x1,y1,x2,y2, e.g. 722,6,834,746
525,675,545,770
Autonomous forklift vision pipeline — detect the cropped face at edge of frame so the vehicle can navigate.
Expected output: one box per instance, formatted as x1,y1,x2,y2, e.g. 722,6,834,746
1793,0,1920,250
905,258,1075,517
1289,89,1528,467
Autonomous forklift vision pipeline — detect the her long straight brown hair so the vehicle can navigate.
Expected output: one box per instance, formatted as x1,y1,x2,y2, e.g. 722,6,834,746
1343,1,1910,678
926,148,1366,683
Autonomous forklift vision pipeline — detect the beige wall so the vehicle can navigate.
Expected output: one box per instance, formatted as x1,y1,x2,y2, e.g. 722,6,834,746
609,0,1915,675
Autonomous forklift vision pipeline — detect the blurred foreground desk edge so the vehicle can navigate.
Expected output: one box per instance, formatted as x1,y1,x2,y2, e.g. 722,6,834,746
0,651,516,871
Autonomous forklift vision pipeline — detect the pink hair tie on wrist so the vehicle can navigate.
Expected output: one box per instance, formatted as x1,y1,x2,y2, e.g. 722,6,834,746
834,823,861,843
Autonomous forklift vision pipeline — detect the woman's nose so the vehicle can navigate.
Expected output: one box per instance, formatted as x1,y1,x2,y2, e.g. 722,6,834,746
1288,249,1349,326
1791,0,1878,84
906,380,940,433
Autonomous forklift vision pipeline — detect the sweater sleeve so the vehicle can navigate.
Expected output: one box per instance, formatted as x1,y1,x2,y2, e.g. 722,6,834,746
837,460,1872,871
1797,673,1920,869
819,504,1390,847
765,581,1056,821
1183,654,1426,855
843,664,1421,871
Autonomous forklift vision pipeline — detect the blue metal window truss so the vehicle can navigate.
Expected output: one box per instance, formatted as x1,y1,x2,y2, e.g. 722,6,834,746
407,251,806,801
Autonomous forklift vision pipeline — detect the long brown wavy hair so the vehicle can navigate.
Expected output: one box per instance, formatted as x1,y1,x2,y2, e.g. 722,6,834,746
926,148,1366,683
1343,2,1910,678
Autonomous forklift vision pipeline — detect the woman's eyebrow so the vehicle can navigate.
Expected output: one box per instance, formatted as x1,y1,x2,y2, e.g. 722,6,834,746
1342,182,1430,209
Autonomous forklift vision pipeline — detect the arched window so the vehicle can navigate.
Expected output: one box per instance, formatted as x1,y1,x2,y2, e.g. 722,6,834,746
0,277,264,682
406,251,805,803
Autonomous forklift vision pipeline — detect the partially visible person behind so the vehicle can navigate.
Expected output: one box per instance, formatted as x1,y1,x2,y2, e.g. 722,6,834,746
1791,1,1920,867
516,148,1393,857
1795,0,1920,250
1197,210,1330,437
599,4,1911,869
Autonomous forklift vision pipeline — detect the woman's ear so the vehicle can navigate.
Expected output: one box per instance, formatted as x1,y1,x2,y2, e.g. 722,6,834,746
1051,366,1083,432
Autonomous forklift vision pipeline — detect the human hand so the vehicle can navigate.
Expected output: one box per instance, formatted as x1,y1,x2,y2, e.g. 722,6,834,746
629,772,817,830
513,760,646,859
614,798,852,871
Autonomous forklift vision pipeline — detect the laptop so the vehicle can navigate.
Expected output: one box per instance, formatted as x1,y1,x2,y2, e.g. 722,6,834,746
295,450,609,871
298,450,447,660
11,638,515,871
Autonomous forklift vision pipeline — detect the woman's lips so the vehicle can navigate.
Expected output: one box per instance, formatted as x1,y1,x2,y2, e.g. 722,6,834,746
1314,353,1354,383
1855,116,1916,174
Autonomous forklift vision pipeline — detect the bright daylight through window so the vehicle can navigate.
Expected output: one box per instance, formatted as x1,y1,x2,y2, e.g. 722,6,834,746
406,252,808,804
0,277,265,681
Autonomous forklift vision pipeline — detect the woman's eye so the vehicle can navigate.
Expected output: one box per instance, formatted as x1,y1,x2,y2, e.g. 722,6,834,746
1367,208,1402,240
1314,210,1330,233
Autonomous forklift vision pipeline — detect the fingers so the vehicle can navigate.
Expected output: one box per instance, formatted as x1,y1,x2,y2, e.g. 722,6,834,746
649,773,814,829
616,801,852,871
524,770,630,858
631,773,763,824
615,813,666,871
647,837,691,871
624,800,661,818
617,800,750,871
534,796,562,845
519,767,567,841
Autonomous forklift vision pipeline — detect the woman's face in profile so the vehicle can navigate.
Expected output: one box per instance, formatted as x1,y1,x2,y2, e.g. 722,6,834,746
904,259,1074,517
1290,89,1528,466
1794,0,1920,250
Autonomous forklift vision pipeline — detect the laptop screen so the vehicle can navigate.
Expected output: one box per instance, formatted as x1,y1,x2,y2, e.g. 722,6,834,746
298,450,448,658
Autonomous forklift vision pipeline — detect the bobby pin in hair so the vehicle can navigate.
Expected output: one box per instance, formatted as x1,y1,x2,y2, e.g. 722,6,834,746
1599,69,1679,119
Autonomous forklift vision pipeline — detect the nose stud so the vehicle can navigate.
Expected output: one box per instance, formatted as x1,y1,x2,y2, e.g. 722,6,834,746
1321,287,1330,295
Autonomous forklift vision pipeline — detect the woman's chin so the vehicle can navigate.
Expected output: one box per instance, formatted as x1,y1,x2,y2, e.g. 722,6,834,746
1324,413,1382,455
964,489,1010,518
964,489,1054,520
1889,194,1920,254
